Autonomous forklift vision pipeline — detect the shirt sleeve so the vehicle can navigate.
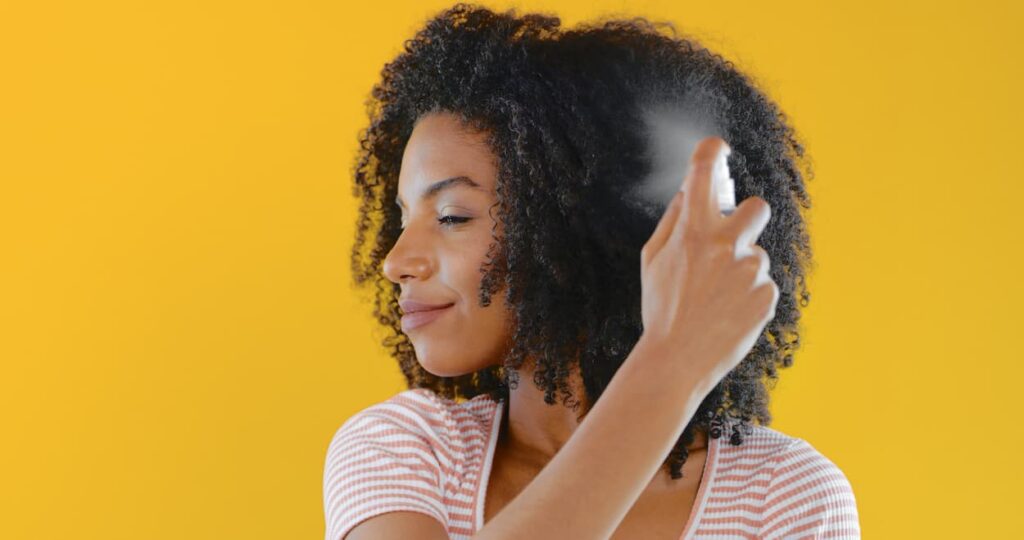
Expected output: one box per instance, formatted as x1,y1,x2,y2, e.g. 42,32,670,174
760,438,861,539
322,406,449,540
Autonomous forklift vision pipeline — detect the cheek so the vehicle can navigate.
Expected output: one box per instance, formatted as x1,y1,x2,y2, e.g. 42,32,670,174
448,236,495,293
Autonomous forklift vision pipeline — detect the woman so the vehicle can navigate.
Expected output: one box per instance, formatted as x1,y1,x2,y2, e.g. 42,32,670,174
324,3,860,539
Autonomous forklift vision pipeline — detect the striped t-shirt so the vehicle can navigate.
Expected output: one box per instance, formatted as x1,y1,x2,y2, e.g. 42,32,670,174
323,388,860,539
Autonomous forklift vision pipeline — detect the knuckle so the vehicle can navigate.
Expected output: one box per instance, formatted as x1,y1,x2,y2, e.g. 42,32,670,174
705,240,733,262
740,252,760,270
741,256,761,279
676,221,702,241
753,245,771,269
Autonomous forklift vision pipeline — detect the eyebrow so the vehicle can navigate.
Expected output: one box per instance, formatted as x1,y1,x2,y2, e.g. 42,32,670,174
395,176,486,209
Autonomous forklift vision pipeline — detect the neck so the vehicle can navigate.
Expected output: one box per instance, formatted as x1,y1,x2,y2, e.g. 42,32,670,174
499,356,707,470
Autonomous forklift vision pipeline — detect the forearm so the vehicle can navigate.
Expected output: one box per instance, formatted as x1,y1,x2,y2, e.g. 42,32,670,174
472,338,714,540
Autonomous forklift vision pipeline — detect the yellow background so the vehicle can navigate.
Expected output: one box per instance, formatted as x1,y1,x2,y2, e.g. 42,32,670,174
1,0,1020,538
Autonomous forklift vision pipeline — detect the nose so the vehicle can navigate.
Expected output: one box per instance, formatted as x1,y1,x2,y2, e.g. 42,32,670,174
382,227,434,284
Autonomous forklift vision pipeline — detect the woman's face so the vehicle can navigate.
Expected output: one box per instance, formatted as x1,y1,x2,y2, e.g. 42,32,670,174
382,111,513,377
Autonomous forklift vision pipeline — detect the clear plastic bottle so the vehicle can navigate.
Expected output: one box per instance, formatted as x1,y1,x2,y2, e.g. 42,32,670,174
713,144,737,216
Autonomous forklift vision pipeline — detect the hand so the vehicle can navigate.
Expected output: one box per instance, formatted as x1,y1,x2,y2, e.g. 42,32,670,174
639,136,779,390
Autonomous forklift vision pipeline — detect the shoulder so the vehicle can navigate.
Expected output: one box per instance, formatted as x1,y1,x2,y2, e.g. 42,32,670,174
329,388,456,447
741,425,860,538
325,388,500,469
322,389,501,540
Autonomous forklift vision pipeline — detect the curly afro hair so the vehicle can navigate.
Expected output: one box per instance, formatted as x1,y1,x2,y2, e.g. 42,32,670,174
349,3,815,480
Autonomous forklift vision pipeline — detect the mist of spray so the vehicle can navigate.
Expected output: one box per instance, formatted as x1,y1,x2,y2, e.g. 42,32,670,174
623,101,736,220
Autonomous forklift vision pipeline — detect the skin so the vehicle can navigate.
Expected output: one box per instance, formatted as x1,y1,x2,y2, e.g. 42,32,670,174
382,111,708,537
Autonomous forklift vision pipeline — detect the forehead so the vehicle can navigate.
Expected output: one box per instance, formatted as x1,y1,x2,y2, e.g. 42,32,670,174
397,112,498,204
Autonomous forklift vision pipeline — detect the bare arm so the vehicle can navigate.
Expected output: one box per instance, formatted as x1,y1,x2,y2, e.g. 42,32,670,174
471,338,714,540
345,512,449,539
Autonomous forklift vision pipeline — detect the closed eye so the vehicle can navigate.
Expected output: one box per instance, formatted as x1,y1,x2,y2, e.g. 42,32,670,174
438,215,471,227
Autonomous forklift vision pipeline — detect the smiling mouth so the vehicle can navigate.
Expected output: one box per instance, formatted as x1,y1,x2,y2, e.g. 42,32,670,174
401,304,454,331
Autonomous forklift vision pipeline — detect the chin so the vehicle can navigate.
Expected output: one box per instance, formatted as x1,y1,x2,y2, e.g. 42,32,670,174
414,350,484,378
418,361,473,378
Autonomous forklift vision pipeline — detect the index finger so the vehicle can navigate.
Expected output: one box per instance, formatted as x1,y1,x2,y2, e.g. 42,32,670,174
679,136,729,233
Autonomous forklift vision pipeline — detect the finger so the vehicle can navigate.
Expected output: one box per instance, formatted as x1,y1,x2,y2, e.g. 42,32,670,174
723,196,771,254
753,281,780,321
748,245,772,287
678,137,729,234
643,190,685,261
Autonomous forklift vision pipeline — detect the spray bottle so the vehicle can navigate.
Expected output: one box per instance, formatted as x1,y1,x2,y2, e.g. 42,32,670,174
625,102,737,218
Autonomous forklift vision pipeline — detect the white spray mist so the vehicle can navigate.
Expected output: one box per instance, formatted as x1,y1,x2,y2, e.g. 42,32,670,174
625,102,736,219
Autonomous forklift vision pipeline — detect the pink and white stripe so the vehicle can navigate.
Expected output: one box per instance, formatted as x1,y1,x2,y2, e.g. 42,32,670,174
323,388,860,539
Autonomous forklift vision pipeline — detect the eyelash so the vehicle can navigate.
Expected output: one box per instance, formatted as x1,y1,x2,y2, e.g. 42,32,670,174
437,215,471,227
399,215,470,230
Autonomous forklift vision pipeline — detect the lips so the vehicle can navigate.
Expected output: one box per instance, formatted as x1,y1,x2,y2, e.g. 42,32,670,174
400,302,454,331
399,299,455,314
